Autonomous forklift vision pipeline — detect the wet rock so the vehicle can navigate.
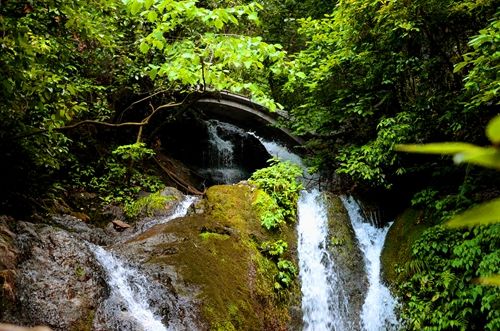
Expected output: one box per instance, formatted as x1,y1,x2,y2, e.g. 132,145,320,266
111,220,131,231
160,187,184,201
0,324,52,331
4,221,106,331
50,215,112,246
99,204,125,225
324,193,368,330
117,185,301,330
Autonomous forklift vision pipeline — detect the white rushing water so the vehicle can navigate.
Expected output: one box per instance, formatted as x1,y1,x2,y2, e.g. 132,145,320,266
203,120,247,183
255,136,352,330
139,195,198,232
91,195,198,330
341,196,399,331
297,189,351,331
91,244,169,331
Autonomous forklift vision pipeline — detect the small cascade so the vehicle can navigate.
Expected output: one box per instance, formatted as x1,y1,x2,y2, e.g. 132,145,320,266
139,195,198,233
90,244,170,331
341,196,399,331
298,189,351,331
91,196,198,330
203,120,246,183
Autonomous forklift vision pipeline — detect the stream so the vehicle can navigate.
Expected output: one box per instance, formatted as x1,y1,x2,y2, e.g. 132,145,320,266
254,127,399,331
90,119,398,330
90,196,197,331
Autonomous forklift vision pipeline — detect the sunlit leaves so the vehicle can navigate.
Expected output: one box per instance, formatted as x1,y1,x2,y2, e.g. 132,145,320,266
397,115,500,170
486,115,500,145
126,0,287,110
454,12,500,109
446,198,500,228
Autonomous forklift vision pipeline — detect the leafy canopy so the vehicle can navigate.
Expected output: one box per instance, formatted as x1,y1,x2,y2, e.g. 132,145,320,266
125,0,291,110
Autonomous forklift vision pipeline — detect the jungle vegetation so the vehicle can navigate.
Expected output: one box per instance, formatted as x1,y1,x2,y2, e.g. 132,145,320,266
0,0,498,329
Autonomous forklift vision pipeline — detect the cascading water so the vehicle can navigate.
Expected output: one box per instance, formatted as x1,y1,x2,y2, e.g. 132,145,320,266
203,119,246,183
341,196,399,331
90,244,169,331
298,189,351,331
254,135,400,330
90,196,198,330
139,195,198,233
254,136,352,330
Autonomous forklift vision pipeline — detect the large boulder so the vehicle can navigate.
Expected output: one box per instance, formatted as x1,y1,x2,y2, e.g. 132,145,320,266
381,208,428,288
2,221,107,331
117,184,301,330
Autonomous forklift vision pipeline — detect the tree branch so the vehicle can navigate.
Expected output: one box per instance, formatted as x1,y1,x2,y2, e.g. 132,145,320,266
8,96,190,141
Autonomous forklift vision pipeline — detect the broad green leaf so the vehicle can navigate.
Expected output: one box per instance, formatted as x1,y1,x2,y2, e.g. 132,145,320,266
213,19,224,30
130,1,142,15
486,115,500,144
147,11,158,23
144,0,154,10
139,42,150,53
474,275,500,286
247,12,258,21
446,197,500,228
454,147,500,170
395,143,480,155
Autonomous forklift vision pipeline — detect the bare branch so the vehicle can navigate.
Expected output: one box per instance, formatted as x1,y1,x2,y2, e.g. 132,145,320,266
118,89,170,122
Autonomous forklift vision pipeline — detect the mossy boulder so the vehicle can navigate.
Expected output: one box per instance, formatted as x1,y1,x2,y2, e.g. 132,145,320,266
381,208,430,288
118,184,301,330
324,193,367,330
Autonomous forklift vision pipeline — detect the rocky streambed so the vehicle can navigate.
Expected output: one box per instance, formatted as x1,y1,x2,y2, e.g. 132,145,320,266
0,183,371,331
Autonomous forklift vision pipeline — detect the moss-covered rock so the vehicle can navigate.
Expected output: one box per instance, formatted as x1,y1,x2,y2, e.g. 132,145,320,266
381,208,430,287
119,184,301,330
324,193,367,330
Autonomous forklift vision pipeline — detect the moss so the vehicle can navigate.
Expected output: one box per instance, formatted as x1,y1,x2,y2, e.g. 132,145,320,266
381,208,431,287
70,309,95,331
199,232,230,241
145,184,300,330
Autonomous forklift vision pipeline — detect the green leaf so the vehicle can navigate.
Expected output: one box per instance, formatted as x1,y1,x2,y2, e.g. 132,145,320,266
147,11,158,23
213,19,224,30
395,143,480,155
144,0,154,10
247,12,258,21
474,275,500,286
454,147,500,170
486,115,500,145
296,71,307,79
453,61,468,73
139,42,150,53
130,1,142,15
446,197,500,228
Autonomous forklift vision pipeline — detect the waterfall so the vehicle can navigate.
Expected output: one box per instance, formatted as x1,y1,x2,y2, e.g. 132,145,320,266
139,195,198,233
91,196,198,330
90,244,170,331
341,196,399,331
203,119,246,183
297,189,351,331
254,135,399,330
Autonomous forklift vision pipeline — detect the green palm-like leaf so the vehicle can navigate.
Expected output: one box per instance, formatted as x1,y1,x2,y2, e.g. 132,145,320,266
474,275,500,286
486,115,500,145
395,142,480,155
446,198,500,228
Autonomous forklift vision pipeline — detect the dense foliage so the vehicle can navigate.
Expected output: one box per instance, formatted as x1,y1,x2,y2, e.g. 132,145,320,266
399,225,500,330
1,0,499,329
249,158,303,226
